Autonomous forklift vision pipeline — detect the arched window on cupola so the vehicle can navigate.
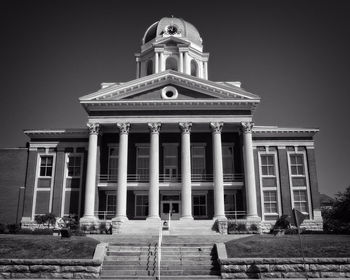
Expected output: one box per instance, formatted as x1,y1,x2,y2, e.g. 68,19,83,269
146,60,153,75
166,57,178,71
191,59,198,77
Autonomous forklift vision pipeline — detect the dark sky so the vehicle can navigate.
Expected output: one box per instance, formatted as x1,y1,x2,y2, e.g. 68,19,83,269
1,0,349,197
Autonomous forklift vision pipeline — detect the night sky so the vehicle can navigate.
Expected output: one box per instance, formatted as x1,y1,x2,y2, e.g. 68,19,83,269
1,0,349,197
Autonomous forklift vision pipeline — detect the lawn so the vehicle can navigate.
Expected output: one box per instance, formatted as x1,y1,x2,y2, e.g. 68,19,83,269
225,234,350,258
0,235,99,259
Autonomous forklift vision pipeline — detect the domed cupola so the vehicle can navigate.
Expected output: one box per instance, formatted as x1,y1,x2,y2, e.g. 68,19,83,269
135,17,209,79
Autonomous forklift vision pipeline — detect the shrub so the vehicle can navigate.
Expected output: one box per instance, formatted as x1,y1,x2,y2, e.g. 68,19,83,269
0,223,6,234
7,224,20,234
62,215,79,230
60,228,71,238
273,215,290,230
227,221,238,233
237,223,247,232
71,229,86,236
80,224,88,232
33,228,53,235
35,213,57,228
17,228,34,234
99,222,107,233
249,223,258,232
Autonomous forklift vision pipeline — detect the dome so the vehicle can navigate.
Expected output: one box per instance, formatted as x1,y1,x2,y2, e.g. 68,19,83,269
142,17,203,47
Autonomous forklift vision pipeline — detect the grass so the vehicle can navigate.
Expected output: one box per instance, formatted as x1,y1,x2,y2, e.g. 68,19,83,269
0,235,99,259
225,234,350,258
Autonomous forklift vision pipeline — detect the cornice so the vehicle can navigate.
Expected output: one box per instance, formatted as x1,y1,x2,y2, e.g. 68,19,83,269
24,129,88,138
253,126,319,137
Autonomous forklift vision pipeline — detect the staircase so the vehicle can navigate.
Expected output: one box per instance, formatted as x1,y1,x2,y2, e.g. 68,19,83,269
100,237,221,279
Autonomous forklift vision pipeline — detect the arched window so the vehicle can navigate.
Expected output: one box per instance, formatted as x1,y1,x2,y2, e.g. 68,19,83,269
146,60,153,75
191,60,198,77
166,57,178,71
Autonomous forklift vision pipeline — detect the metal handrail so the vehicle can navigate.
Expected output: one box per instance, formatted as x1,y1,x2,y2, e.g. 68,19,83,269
98,173,244,183
225,210,247,223
157,220,163,280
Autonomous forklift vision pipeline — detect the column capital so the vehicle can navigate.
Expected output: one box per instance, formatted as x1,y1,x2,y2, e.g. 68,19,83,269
210,122,223,134
148,122,161,134
87,123,100,135
179,122,192,134
117,123,130,135
240,121,254,134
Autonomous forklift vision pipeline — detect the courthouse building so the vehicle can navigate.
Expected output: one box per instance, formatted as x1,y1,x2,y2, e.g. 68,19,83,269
0,17,323,233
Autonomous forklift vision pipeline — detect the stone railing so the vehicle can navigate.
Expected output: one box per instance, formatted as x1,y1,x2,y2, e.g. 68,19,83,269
216,243,350,278
0,243,107,279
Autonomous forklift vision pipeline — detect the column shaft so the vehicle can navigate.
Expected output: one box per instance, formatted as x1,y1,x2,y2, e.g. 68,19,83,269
241,122,259,218
148,123,161,220
115,123,130,221
210,122,226,220
180,122,193,219
184,52,191,74
179,52,184,73
81,123,100,222
155,52,159,73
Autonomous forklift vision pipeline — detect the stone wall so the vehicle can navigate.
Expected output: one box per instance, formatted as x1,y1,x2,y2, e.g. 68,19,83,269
219,257,350,279
0,243,107,279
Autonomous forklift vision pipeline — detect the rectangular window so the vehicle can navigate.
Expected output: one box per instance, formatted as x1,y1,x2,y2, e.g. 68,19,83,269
288,152,310,215
40,156,53,177
191,145,206,181
222,144,234,175
293,190,308,213
106,194,116,219
136,145,149,181
108,146,118,181
263,191,278,214
193,194,207,217
163,144,178,182
135,195,149,217
261,155,275,176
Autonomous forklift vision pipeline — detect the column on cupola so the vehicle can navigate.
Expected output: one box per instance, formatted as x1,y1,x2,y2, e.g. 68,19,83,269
179,122,193,219
154,51,160,73
210,122,226,220
114,123,130,221
204,61,208,79
179,51,184,73
147,122,161,220
160,52,165,72
136,58,141,78
241,121,259,219
184,52,191,75
81,123,100,222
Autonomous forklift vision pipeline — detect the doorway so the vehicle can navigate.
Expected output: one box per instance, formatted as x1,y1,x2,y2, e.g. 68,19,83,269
160,193,181,220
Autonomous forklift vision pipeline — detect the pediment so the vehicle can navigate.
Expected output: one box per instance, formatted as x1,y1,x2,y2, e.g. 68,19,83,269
80,70,260,102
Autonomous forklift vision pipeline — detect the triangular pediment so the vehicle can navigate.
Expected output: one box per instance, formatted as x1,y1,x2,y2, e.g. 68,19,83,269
79,70,260,102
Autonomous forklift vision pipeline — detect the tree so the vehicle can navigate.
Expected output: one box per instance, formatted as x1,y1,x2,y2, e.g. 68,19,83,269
323,186,350,234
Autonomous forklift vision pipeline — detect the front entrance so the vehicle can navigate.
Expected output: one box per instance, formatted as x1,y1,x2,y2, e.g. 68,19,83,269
160,192,181,220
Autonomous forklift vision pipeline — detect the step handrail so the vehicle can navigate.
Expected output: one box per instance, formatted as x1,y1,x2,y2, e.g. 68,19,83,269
157,220,162,280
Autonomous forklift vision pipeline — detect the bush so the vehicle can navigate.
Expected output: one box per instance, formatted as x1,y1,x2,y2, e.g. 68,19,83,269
8,224,20,234
60,228,71,238
17,228,34,234
0,223,6,234
237,223,247,232
227,221,238,233
33,228,53,235
249,223,258,232
62,215,79,230
71,229,86,236
273,215,290,230
35,213,57,228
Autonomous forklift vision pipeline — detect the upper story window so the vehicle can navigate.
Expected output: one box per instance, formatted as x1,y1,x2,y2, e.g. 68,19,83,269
290,154,305,175
191,144,206,181
146,60,153,75
222,144,234,175
163,144,178,181
136,145,150,181
108,146,118,181
40,156,53,177
66,155,83,188
261,154,275,176
191,59,198,77
166,57,178,71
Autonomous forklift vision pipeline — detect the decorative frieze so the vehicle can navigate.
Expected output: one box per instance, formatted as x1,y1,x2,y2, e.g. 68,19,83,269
240,121,254,134
117,123,130,135
148,122,161,134
210,122,224,134
179,122,192,134
87,123,100,135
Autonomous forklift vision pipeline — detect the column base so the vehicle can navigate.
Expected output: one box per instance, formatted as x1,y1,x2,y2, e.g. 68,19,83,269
146,216,161,221
180,216,194,220
112,215,129,223
213,216,227,221
79,215,99,226
246,215,261,222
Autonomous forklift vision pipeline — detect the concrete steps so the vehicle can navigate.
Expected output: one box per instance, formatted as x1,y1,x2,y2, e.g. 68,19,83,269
100,242,220,279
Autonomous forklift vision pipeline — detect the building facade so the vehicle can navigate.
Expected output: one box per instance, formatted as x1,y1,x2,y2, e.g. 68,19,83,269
1,17,322,233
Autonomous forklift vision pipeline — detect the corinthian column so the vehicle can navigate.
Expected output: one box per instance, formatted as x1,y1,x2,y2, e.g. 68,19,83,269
114,123,130,221
210,122,226,220
179,122,193,220
80,123,100,224
241,121,259,219
147,122,161,220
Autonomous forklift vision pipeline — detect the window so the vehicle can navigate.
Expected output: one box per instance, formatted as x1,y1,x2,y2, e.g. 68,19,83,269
288,151,310,215
222,144,234,178
224,193,236,212
108,146,118,181
163,144,178,182
193,194,207,217
165,57,178,71
191,145,206,181
135,195,148,217
106,194,116,219
261,155,275,176
293,190,308,213
40,156,53,177
146,60,153,75
136,145,149,181
263,191,278,214
190,60,198,76
258,150,281,219
290,154,305,175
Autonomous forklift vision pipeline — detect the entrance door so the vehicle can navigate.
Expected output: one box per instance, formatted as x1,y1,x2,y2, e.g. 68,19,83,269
161,193,181,220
